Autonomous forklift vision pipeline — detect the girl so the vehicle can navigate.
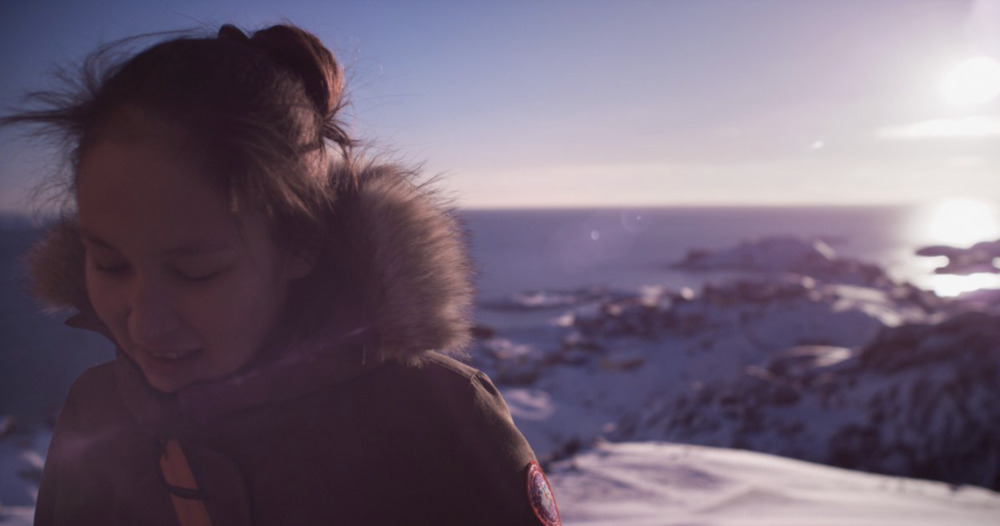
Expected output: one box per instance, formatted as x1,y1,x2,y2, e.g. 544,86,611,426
6,23,561,526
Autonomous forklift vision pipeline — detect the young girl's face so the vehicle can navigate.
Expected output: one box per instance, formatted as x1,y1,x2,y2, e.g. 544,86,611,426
76,132,311,393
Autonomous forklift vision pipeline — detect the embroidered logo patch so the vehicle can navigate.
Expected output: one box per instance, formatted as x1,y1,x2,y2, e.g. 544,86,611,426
526,461,561,526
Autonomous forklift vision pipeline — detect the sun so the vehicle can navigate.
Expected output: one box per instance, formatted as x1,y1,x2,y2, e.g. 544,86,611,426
941,56,1000,106
927,198,1000,247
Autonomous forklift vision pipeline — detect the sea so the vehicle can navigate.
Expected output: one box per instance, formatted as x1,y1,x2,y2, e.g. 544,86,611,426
2,205,998,426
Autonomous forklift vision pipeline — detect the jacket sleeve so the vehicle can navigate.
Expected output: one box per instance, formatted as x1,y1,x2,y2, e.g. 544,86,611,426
34,367,104,526
443,370,560,525
32,364,177,526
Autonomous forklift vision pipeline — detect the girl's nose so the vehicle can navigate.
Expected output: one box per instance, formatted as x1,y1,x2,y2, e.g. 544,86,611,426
127,277,181,347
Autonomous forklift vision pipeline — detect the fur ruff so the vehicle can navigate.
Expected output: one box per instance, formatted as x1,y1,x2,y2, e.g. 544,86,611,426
24,158,475,361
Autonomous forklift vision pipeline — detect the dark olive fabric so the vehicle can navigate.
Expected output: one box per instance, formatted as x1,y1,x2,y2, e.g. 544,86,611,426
35,352,544,525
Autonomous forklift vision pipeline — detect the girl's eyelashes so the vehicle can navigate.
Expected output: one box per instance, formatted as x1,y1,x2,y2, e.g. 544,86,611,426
84,244,129,275
89,259,229,282
84,239,235,282
174,268,228,282
92,261,130,274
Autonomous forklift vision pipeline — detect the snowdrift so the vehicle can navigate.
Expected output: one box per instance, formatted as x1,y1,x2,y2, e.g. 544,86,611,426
550,441,1000,526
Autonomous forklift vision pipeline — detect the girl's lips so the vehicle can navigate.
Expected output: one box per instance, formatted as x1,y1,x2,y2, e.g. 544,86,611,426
140,348,205,376
145,348,201,360
130,347,207,392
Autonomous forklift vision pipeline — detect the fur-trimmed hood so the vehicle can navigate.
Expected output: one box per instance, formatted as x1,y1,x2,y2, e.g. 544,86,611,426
24,159,475,363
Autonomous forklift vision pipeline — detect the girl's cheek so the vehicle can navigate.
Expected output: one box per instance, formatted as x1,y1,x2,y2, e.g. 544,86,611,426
85,268,130,334
85,267,112,313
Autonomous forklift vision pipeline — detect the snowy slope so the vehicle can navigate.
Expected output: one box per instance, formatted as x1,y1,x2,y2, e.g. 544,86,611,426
615,309,1000,490
0,430,47,526
473,276,939,460
550,441,1000,526
472,237,998,490
0,429,46,505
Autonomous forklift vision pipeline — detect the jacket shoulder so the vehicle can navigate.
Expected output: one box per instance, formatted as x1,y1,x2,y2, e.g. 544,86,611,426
409,351,494,389
369,352,516,428
374,354,544,523
268,353,545,525
58,361,128,429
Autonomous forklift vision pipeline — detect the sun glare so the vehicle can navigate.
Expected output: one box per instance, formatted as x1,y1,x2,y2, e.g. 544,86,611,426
927,199,1000,247
941,56,1000,106
930,273,1000,297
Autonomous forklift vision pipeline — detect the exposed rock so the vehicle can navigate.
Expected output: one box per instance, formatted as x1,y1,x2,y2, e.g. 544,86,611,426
917,239,1000,275
673,236,893,287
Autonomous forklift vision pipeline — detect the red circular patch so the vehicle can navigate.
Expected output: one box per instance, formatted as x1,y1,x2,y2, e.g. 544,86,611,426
526,461,561,526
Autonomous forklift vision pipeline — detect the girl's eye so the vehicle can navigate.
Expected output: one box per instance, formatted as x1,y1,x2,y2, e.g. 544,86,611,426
94,262,129,274
175,268,226,282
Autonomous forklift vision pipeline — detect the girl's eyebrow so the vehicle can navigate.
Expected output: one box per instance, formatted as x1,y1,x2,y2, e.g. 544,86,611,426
80,230,235,256
79,231,115,250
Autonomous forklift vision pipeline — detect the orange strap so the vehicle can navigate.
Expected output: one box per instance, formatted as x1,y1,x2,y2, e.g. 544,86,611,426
159,439,215,526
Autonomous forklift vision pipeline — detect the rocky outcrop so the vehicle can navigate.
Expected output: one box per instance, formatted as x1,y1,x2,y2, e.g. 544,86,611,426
470,238,996,489
673,236,892,287
917,239,1000,275
616,310,1000,490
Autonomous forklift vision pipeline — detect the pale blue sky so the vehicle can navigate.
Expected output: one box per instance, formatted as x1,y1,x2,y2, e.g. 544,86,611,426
1,0,997,210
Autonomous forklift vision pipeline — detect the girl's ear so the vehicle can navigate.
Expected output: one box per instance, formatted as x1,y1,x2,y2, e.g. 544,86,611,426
284,250,317,280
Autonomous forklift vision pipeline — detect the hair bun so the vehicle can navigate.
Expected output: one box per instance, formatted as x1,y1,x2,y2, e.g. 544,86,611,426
217,24,250,43
248,24,352,147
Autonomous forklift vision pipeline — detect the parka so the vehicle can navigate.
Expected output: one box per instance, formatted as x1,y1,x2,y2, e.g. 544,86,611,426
26,159,563,526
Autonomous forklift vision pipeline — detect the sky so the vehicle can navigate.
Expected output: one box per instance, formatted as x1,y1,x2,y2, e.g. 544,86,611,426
1,0,998,210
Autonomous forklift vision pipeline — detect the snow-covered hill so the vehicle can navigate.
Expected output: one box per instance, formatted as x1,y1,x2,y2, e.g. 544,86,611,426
550,441,1000,526
472,237,1000,491
615,309,1000,490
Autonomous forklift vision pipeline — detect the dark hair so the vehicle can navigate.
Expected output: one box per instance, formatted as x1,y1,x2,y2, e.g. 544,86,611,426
3,23,361,340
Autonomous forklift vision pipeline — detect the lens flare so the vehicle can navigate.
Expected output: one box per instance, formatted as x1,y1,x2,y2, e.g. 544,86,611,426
930,273,1000,297
914,199,1000,296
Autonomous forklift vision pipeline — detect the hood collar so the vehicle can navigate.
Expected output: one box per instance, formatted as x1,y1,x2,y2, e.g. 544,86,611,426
25,158,475,429
25,157,475,362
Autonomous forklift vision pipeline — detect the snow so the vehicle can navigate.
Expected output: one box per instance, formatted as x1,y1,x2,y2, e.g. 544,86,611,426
0,507,32,526
468,236,1000,496
472,275,947,463
0,434,45,508
550,441,1000,526
0,431,48,526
